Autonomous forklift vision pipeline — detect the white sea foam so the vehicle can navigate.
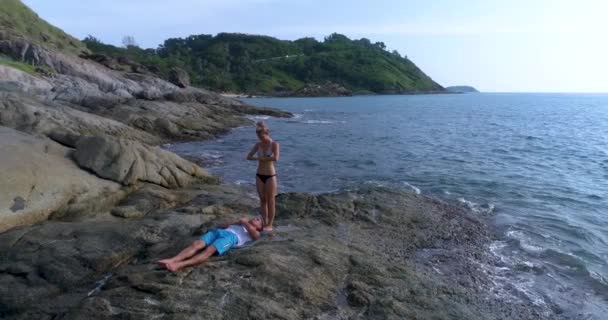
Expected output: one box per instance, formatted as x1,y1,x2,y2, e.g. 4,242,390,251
485,240,551,312
401,181,421,194
506,230,546,254
363,180,387,187
198,151,222,159
458,197,495,214
301,119,337,124
247,115,270,121
235,180,252,186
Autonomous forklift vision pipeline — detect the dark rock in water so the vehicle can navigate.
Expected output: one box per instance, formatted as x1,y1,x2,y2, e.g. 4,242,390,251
168,67,190,88
289,82,352,97
0,185,553,319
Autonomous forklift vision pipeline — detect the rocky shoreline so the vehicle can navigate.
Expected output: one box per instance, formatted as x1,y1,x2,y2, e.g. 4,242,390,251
0,15,556,320
0,178,555,319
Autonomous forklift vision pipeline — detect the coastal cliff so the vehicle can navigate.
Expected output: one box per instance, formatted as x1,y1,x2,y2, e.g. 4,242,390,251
0,0,290,232
0,1,553,319
83,33,445,97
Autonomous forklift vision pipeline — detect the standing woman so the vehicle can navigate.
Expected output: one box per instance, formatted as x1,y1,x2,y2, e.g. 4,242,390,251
247,121,280,231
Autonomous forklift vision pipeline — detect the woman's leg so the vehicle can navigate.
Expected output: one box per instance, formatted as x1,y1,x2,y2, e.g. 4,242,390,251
256,176,268,226
158,240,206,266
166,245,218,272
264,177,278,230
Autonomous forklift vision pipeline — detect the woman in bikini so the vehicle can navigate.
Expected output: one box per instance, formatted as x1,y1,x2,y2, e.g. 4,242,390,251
247,121,280,231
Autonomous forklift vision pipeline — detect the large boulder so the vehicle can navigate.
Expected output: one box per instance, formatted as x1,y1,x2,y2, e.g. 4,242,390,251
0,127,123,233
73,135,207,188
168,67,190,88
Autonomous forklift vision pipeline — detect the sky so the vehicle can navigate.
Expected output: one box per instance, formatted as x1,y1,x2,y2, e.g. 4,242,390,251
22,0,608,92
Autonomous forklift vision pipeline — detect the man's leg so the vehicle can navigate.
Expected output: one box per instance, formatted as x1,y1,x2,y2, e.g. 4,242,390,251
158,240,206,266
166,245,218,272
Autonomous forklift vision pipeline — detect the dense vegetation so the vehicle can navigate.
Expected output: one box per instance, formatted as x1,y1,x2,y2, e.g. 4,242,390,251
83,33,443,94
445,86,479,93
0,0,88,55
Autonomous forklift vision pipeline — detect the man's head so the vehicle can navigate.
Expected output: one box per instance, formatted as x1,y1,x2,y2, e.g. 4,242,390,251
250,216,263,231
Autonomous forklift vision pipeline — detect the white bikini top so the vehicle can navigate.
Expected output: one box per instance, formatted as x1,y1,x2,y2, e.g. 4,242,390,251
258,142,273,158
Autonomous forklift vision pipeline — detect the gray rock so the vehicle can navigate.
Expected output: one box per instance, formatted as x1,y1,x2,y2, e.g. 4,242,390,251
0,127,123,233
0,90,160,145
168,67,190,88
0,186,552,319
73,135,207,188
110,206,145,219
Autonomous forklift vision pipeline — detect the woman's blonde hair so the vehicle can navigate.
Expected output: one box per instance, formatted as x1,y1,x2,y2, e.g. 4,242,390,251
256,121,270,135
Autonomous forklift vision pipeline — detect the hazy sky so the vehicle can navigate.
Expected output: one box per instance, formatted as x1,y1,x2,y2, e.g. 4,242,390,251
23,0,608,92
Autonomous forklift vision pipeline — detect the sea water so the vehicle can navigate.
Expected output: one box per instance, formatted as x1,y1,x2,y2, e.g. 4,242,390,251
169,93,608,318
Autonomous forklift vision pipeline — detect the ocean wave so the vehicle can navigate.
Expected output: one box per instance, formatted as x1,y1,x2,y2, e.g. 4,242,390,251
506,230,546,254
289,119,344,124
247,115,270,121
235,180,254,186
457,197,495,215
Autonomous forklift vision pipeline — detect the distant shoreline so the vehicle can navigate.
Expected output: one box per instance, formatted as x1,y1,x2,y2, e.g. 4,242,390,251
222,90,460,99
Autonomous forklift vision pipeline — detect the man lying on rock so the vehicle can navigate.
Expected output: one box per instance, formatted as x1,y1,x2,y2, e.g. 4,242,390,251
157,216,263,272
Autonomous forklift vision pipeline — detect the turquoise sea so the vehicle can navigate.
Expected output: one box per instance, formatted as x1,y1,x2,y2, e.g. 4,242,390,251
170,93,608,319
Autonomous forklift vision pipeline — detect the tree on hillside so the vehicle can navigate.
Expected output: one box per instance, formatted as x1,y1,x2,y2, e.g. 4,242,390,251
122,35,138,48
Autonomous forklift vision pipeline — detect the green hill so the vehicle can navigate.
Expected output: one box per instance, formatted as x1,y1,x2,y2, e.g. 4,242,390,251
83,33,444,95
445,86,479,93
0,0,88,55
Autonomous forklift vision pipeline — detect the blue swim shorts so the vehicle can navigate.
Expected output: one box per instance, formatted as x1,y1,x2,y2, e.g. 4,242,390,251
200,229,238,256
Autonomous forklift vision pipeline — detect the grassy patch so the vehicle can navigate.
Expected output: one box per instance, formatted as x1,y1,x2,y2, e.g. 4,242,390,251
0,55,36,74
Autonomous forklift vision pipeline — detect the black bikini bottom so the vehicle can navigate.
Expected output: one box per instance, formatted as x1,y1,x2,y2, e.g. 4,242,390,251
256,174,276,184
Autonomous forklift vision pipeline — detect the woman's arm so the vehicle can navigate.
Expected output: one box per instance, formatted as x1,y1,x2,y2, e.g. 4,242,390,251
259,142,280,162
246,143,259,160
242,221,261,240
